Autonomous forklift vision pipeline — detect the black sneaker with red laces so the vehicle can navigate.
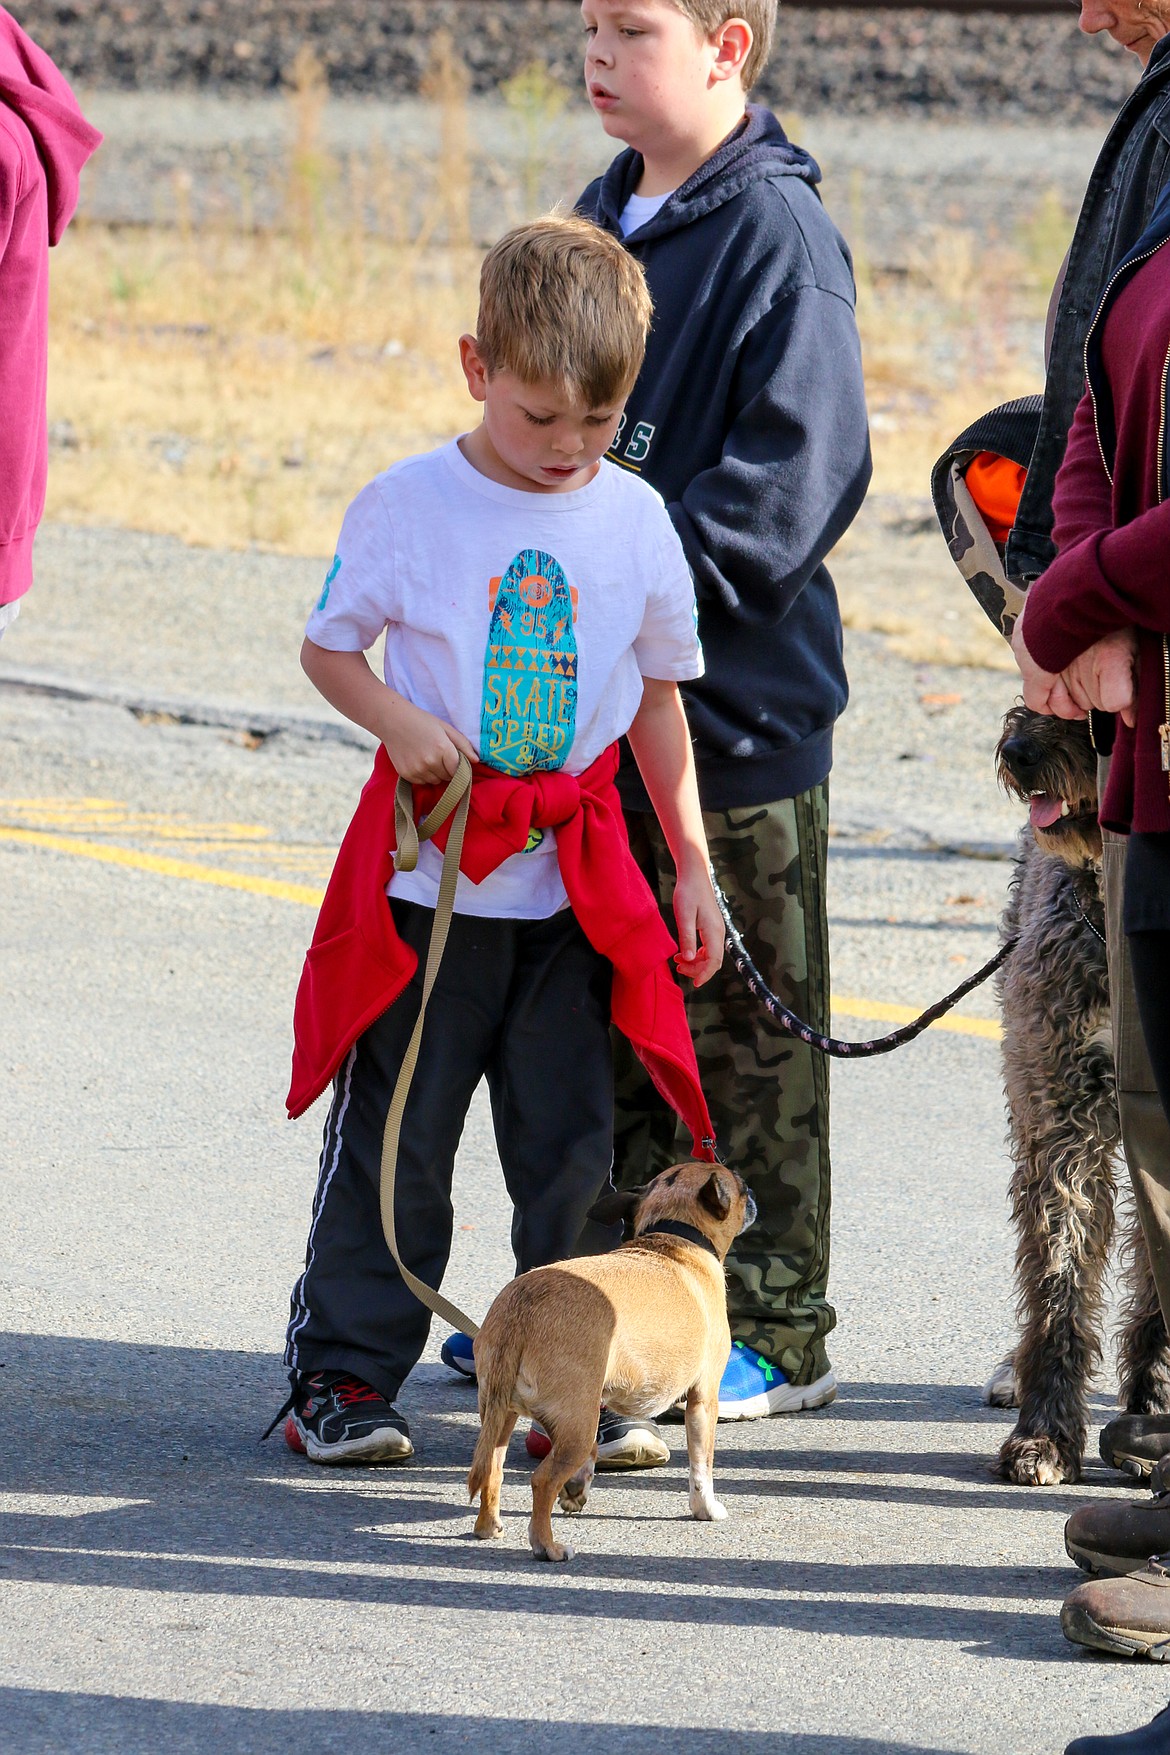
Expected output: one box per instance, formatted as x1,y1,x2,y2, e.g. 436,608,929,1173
282,1371,413,1465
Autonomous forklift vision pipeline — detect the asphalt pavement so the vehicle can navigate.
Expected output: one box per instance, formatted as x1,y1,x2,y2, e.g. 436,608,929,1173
1,524,1165,1754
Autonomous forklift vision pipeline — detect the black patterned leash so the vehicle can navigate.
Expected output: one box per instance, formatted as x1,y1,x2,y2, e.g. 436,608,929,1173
713,880,1017,1060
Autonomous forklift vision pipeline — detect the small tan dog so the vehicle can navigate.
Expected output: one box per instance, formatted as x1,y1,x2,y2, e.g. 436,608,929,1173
467,1159,756,1561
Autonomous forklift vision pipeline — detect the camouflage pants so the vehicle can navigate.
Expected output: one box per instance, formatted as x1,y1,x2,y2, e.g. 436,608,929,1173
614,788,835,1384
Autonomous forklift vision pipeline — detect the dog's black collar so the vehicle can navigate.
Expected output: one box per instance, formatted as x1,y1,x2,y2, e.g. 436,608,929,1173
637,1220,720,1259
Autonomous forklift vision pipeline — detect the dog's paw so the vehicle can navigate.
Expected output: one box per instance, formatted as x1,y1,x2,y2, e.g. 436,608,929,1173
996,1431,1081,1487
690,1493,729,1522
473,1514,504,1540
558,1461,594,1517
982,1358,1019,1409
530,1539,574,1562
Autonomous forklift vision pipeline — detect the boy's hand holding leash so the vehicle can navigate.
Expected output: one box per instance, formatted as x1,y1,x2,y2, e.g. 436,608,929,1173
377,696,479,786
300,638,478,782
670,851,724,988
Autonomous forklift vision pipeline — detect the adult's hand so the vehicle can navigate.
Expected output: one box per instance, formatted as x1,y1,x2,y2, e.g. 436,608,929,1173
1058,626,1139,728
1010,606,1083,719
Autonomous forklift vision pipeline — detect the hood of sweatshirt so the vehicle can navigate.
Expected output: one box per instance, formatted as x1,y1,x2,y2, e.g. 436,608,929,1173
0,8,101,243
592,105,820,243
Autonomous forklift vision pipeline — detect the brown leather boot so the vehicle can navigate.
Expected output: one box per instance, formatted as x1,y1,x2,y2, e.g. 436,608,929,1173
1100,1415,1170,1480
1065,1494,1170,1577
1063,1557,1170,1659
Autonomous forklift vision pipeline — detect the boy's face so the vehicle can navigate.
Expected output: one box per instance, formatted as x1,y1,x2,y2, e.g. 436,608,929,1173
459,336,625,494
582,0,743,153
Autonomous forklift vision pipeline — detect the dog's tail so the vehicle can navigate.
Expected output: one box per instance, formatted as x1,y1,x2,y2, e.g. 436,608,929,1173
467,1320,525,1503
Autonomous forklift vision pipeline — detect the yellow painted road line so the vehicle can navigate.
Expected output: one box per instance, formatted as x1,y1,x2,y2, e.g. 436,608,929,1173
2,798,271,838
0,824,1004,1040
0,827,325,908
832,996,1001,1041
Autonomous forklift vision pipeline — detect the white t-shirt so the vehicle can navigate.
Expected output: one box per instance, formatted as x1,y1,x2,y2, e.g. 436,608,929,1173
618,189,674,237
306,438,703,919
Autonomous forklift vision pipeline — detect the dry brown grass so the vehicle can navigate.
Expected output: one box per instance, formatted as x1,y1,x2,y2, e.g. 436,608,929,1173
48,226,480,552
47,42,482,554
44,50,1070,672
830,196,1065,667
857,188,1067,498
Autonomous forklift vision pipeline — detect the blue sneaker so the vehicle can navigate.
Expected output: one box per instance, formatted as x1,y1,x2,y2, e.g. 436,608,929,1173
717,1342,837,1420
440,1331,477,1382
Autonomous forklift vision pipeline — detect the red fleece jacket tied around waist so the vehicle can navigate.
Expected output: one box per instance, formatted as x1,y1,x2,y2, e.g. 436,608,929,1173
286,742,716,1161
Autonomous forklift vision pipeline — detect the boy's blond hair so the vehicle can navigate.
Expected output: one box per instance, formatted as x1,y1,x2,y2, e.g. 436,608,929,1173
669,0,777,91
475,213,652,408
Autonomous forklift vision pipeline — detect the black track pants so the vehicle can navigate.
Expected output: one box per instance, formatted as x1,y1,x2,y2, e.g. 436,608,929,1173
284,898,619,1403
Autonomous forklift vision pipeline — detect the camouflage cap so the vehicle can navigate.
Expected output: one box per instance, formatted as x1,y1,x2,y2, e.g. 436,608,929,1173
930,395,1042,643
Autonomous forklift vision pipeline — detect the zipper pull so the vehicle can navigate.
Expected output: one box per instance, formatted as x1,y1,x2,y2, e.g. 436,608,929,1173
1161,723,1170,775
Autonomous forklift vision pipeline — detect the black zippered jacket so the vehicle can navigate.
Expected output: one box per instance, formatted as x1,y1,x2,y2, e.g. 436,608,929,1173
1007,34,1170,587
1023,178,1170,837
1083,177,1170,476
579,107,871,810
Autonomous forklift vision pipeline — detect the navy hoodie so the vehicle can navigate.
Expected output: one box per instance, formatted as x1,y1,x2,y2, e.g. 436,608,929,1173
580,107,871,809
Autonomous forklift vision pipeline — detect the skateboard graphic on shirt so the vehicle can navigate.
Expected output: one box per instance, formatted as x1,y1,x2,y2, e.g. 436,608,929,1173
481,548,578,778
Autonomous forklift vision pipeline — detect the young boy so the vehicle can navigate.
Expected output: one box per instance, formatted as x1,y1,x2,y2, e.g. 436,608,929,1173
276,214,723,1465
577,1,871,1426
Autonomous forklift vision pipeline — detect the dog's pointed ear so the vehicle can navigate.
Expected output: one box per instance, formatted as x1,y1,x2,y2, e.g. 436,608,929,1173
698,1171,732,1222
587,1185,646,1227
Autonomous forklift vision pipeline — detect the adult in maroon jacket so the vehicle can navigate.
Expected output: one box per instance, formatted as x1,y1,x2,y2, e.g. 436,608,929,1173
1016,183,1170,1123
1015,176,1170,1667
0,8,100,631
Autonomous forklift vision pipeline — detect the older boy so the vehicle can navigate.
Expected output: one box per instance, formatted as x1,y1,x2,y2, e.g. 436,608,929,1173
276,214,723,1465
578,0,871,1427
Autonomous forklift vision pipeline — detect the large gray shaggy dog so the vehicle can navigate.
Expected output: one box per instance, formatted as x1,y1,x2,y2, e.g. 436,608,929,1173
985,705,1170,1485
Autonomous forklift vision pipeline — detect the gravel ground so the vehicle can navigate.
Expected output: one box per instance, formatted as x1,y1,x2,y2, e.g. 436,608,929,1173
73,87,1101,267
6,0,1142,123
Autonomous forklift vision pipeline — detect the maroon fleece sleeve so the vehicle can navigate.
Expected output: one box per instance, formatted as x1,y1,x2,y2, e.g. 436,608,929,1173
1022,385,1137,673
1050,387,1114,556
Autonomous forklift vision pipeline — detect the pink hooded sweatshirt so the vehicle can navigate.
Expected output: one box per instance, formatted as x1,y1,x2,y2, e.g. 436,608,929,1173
0,9,100,610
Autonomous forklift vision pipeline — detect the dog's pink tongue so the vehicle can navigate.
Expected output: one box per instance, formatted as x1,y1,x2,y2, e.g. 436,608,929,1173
1030,795,1064,829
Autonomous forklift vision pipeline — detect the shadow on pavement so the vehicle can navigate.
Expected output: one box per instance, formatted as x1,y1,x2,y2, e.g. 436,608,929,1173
808,1380,1117,1428
0,1691,973,1754
0,1330,1080,1663
711,1452,1108,1517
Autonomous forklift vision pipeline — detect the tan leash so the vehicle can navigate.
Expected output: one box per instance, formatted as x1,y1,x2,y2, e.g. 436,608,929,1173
379,753,482,1340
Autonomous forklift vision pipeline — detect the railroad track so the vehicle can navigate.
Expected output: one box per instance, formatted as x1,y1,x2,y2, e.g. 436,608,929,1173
781,2,1072,8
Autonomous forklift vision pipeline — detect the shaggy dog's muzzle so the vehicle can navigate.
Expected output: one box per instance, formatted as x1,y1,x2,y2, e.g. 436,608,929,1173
997,703,1102,866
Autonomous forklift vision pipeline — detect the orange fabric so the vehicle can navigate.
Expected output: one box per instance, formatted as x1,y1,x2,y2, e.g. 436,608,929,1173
965,451,1027,547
